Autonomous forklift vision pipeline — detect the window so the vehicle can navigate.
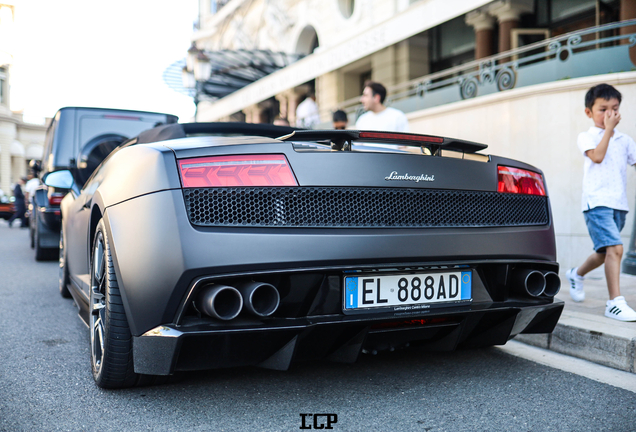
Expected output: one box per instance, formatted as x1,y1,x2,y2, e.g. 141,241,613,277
430,16,475,73
359,70,372,94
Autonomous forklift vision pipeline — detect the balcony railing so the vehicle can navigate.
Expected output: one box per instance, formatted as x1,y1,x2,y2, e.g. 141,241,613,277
325,19,636,127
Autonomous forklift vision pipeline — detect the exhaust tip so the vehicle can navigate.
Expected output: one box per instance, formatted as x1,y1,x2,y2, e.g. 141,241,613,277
543,271,561,297
236,281,280,317
196,284,243,320
513,269,546,297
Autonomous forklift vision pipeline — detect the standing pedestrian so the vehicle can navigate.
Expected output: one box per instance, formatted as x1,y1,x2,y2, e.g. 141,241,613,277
8,177,27,228
332,110,348,130
355,81,409,132
296,92,320,129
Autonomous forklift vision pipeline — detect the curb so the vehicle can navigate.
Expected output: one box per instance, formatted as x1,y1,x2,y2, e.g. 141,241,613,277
515,309,636,373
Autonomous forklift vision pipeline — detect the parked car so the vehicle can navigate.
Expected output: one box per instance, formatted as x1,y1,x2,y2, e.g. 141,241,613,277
31,107,178,261
48,123,563,388
0,195,15,220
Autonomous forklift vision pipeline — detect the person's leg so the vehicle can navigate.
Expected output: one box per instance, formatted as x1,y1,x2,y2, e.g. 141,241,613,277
19,209,27,227
576,252,605,276
568,207,614,302
604,244,623,300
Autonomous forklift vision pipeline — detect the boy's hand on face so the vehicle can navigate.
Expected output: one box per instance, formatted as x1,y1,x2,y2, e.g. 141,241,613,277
604,109,621,131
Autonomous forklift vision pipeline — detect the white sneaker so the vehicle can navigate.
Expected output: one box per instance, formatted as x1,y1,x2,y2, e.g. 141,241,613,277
566,268,585,302
605,296,636,322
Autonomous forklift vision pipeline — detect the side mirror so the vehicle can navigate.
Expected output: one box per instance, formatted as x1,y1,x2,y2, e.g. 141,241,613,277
44,170,74,190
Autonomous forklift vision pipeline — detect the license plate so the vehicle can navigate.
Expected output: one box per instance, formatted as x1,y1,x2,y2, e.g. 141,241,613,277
343,270,472,312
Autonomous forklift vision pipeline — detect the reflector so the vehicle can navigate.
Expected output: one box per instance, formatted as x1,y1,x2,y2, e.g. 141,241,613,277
179,154,298,187
48,192,65,206
497,166,546,196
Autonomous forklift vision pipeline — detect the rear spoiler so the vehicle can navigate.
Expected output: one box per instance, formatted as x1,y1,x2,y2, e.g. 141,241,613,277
128,123,487,154
131,122,298,145
278,130,487,154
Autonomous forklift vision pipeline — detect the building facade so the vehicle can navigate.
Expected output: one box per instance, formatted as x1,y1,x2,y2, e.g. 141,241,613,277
188,0,636,270
0,2,46,197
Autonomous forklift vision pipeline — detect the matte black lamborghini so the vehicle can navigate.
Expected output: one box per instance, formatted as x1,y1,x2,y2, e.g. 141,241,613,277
48,123,563,388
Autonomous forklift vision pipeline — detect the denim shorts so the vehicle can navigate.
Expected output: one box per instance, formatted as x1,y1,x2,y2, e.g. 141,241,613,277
583,206,627,253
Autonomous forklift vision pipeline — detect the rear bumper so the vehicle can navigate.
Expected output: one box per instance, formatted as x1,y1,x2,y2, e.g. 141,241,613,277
106,190,559,337
132,299,563,375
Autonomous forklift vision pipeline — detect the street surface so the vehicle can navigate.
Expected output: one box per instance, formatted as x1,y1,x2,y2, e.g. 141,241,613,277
1,220,635,431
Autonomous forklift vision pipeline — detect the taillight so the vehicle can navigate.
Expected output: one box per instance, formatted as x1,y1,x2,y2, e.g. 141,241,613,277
359,131,444,143
497,166,546,196
178,154,298,187
48,191,65,206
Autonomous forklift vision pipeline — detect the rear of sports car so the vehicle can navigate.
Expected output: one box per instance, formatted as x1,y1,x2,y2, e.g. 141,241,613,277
104,127,562,378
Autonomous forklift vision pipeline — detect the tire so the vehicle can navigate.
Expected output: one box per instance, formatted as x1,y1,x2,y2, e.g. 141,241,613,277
90,219,138,388
30,219,35,249
58,225,72,298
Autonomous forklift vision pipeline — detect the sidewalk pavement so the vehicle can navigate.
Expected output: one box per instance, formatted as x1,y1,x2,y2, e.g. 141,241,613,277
515,269,636,374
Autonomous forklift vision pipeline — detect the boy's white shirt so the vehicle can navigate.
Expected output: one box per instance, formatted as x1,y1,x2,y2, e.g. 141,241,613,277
577,126,636,212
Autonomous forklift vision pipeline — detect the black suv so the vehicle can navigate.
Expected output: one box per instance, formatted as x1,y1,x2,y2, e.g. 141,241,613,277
31,107,178,260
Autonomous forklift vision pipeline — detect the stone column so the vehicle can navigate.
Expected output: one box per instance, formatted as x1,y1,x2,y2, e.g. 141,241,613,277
243,104,261,124
620,0,636,65
0,119,15,194
466,11,495,60
275,93,289,121
285,89,302,126
488,0,533,56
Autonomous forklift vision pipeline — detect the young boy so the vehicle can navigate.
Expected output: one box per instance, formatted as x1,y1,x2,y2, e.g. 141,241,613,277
566,83,636,322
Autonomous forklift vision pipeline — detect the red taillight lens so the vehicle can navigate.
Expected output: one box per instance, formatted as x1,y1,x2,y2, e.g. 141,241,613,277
497,166,546,196
359,131,444,143
178,155,298,188
48,192,65,206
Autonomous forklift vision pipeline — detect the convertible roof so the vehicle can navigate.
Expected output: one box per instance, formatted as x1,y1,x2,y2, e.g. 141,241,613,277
132,122,487,154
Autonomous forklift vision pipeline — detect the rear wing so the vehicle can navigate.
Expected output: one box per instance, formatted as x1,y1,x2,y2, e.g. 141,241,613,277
132,122,297,145
278,130,487,154
130,123,486,156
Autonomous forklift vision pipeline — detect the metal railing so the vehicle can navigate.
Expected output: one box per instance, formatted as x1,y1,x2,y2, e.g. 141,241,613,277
323,19,636,126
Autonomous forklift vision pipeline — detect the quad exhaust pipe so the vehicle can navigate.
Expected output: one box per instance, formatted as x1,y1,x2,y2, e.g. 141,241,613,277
195,284,243,320
235,281,280,317
542,271,561,297
511,269,561,298
195,281,280,320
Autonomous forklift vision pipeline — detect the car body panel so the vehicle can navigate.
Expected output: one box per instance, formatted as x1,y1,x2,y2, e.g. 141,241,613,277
59,125,563,380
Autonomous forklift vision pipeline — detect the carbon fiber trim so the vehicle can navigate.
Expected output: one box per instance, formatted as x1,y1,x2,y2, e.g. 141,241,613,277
183,187,549,228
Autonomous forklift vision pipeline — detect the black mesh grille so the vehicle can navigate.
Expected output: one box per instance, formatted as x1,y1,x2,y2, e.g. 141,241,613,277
183,187,549,228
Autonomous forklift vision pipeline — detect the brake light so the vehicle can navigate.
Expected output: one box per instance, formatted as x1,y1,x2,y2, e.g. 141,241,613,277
359,131,444,143
178,154,298,187
48,191,65,206
497,166,546,196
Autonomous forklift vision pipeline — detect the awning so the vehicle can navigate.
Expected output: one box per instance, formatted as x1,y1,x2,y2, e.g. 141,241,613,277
163,49,304,101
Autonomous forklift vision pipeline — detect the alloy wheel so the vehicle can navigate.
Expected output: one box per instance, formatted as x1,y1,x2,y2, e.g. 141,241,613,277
90,233,106,375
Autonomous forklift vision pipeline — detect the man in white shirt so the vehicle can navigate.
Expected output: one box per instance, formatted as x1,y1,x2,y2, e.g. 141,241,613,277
296,92,321,129
355,81,409,132
566,83,636,322
24,173,40,202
